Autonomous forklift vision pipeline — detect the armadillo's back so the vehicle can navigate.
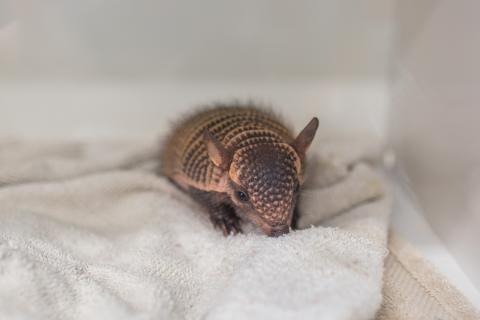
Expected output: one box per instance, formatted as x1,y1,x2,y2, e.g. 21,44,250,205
161,105,294,191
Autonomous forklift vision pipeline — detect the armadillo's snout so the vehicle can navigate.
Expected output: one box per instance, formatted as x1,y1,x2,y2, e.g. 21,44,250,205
268,225,290,237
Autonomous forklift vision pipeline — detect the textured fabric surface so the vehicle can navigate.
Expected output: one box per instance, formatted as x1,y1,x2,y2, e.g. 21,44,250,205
377,232,480,320
0,138,390,320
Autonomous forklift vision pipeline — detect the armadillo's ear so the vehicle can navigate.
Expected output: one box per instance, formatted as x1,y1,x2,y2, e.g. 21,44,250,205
203,130,231,169
292,117,319,159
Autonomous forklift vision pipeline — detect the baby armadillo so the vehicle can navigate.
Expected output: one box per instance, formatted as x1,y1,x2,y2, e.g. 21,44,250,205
160,104,318,237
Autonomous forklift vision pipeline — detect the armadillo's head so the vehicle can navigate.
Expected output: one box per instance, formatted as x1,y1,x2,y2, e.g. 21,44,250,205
203,117,319,237
227,142,301,236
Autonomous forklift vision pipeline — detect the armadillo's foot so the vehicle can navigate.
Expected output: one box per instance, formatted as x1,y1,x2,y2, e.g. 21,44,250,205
291,203,301,230
210,214,242,236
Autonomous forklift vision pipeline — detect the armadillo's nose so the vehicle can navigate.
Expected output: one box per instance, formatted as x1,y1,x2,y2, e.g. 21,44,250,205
268,225,290,237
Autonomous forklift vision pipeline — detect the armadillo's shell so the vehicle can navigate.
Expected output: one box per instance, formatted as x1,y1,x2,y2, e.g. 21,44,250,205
161,105,295,191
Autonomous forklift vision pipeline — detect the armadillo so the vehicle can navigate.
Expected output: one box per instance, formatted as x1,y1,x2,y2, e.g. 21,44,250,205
160,104,318,237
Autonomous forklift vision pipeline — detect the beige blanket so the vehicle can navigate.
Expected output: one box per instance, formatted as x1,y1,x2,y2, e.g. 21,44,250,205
0,138,390,320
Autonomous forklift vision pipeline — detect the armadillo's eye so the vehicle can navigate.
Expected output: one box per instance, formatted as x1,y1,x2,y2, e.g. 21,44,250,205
236,191,249,202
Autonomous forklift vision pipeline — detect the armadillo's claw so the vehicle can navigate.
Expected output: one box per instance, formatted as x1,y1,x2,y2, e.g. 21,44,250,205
211,215,242,236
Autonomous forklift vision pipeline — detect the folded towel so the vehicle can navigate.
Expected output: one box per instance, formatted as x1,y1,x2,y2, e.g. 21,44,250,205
378,232,480,320
0,137,390,320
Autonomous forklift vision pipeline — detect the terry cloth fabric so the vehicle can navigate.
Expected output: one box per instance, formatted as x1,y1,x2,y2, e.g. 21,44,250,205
377,232,480,320
0,137,390,320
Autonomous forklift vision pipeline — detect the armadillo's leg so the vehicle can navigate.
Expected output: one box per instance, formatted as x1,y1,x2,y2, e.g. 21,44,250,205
188,188,242,236
209,203,242,236
291,202,301,230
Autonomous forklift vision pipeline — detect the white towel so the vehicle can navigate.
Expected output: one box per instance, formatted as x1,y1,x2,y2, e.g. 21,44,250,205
0,137,390,320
